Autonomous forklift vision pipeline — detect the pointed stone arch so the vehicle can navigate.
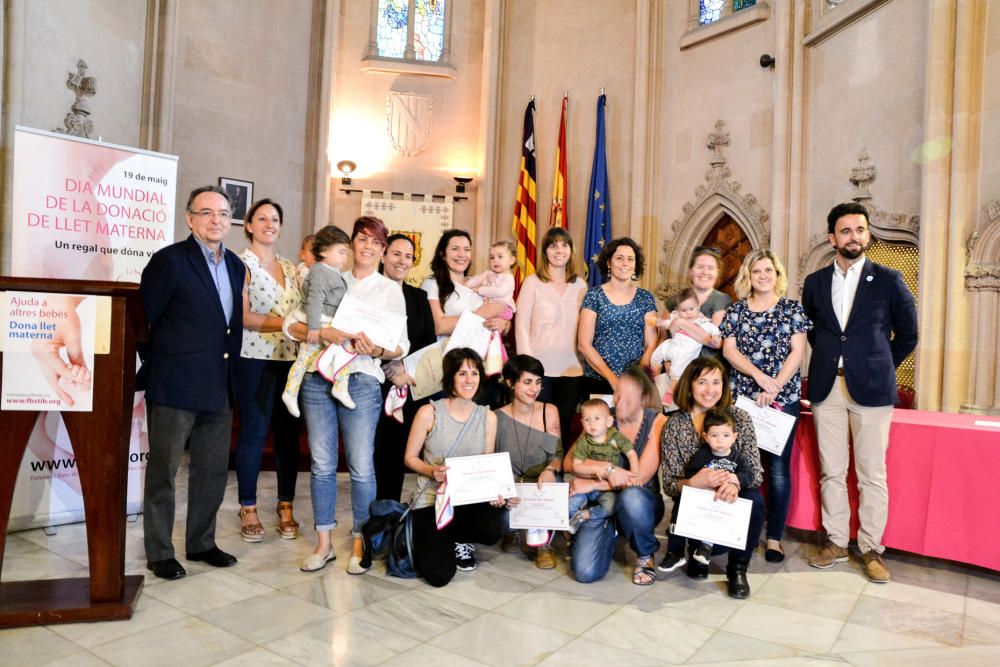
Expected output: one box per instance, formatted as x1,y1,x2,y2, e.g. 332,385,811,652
796,151,920,289
963,200,1000,414
656,120,770,301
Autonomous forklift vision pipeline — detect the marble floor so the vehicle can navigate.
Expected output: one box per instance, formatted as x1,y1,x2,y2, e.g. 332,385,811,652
3,460,1000,666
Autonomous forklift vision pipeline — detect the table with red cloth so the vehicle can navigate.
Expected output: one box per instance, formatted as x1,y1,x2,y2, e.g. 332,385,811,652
786,408,1000,571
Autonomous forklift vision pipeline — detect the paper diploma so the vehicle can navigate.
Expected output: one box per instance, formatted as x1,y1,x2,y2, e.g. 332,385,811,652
508,483,570,530
402,342,445,401
330,293,406,352
673,486,752,551
443,310,492,357
735,395,796,456
444,452,517,506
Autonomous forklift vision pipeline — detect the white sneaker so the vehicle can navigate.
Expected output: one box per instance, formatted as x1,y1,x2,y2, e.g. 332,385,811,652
282,391,301,418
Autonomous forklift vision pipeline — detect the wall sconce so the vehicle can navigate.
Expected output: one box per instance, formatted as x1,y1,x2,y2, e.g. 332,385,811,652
337,160,357,185
454,176,473,193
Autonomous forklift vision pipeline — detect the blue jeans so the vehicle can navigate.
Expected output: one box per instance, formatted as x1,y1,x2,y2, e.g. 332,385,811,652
568,489,614,521
571,485,664,583
761,401,800,541
300,372,381,535
234,358,300,506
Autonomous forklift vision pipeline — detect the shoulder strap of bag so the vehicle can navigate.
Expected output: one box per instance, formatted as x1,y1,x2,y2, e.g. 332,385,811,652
405,404,481,511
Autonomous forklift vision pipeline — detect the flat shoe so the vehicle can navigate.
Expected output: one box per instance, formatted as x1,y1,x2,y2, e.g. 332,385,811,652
300,550,336,572
765,547,785,563
347,554,369,575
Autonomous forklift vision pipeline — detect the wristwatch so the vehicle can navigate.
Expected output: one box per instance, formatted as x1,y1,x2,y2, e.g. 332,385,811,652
603,464,616,480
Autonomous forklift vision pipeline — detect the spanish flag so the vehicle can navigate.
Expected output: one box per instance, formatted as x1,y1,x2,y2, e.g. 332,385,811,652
550,95,568,229
512,99,537,292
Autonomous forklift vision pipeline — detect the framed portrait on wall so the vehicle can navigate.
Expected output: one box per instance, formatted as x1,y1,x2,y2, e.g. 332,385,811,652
218,177,253,224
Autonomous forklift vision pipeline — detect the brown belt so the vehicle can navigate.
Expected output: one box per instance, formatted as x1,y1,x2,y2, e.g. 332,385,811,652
837,368,845,376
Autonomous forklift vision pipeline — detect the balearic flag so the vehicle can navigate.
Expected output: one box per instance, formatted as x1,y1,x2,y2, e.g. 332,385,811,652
584,94,611,288
550,95,568,229
511,99,537,293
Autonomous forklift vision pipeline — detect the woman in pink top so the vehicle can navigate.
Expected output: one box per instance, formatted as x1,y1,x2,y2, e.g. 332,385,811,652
514,227,588,440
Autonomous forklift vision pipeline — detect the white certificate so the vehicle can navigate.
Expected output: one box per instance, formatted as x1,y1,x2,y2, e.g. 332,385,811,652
445,452,518,506
673,486,752,551
330,293,406,352
508,483,570,530
735,395,797,456
443,310,492,357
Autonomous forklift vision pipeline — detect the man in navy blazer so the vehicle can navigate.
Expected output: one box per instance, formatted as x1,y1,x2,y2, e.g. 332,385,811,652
139,185,245,580
801,202,917,584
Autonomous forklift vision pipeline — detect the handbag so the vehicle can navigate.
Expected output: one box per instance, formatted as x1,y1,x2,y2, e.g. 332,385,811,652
483,330,505,376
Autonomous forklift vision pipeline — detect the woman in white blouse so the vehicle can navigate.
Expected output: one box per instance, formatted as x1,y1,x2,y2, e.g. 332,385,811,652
514,226,587,438
235,199,303,544
421,229,508,339
285,217,410,574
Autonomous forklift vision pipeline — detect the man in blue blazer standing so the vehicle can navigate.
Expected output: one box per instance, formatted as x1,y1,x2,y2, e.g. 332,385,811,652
139,185,246,580
801,202,918,584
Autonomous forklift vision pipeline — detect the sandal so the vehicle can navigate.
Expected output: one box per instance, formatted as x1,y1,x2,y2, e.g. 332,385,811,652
632,555,656,586
276,501,300,540
239,506,264,543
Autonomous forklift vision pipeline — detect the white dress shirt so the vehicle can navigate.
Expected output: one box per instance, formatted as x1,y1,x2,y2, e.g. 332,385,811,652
342,269,409,383
831,255,865,367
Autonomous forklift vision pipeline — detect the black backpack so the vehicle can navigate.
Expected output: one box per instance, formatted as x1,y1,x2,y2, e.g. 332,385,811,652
361,499,417,578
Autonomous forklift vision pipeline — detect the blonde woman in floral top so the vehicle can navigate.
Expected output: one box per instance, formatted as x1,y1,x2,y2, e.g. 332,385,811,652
720,249,811,564
236,199,303,544
659,357,764,599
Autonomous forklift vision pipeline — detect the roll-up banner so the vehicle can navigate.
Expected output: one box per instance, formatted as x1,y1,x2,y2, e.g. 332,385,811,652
5,126,177,530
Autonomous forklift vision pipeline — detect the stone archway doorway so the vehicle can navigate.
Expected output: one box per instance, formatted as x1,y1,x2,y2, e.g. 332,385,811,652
700,213,751,301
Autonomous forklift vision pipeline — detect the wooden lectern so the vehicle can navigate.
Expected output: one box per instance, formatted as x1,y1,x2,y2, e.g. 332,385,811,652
0,277,144,627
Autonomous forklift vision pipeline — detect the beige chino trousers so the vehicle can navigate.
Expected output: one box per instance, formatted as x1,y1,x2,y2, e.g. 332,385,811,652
811,375,893,554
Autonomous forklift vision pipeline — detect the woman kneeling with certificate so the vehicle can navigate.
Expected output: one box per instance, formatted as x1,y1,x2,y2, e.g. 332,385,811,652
404,348,509,586
659,357,765,599
494,354,564,569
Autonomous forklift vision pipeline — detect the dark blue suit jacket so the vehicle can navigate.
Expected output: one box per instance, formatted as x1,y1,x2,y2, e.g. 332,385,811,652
801,259,918,407
138,235,245,412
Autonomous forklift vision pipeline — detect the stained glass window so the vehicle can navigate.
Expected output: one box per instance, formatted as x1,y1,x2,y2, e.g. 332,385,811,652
375,0,446,62
699,0,724,25
733,0,757,11
413,0,446,61
377,0,408,59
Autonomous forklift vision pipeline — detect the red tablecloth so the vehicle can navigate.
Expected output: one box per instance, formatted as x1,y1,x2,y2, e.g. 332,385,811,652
786,409,1000,571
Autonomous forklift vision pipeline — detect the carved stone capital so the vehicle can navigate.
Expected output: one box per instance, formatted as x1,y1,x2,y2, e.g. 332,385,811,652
965,200,1000,291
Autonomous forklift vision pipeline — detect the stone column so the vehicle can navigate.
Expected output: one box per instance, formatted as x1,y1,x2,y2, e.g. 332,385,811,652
628,0,665,293
476,0,503,264
915,0,986,412
769,0,808,291
305,0,338,231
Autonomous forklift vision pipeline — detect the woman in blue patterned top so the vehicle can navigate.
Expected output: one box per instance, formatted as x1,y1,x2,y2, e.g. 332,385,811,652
720,249,812,564
577,238,658,397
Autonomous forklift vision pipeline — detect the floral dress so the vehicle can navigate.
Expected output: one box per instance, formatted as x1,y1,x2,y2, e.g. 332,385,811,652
719,297,812,406
581,286,657,378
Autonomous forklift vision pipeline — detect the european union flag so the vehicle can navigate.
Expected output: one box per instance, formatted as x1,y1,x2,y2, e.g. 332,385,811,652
584,94,611,288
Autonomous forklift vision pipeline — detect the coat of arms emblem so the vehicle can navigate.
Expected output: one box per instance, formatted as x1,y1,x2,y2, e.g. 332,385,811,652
386,91,433,157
